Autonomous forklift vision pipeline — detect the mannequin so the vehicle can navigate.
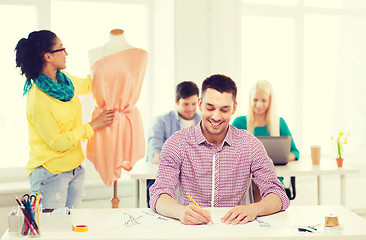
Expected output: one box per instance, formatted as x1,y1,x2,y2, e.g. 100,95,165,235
87,29,148,208
88,29,134,67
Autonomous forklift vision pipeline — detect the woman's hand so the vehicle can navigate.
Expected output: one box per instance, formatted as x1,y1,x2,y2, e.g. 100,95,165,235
289,152,296,161
89,109,115,130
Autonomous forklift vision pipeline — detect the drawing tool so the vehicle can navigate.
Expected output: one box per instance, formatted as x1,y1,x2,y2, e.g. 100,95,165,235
185,192,213,223
15,196,37,236
36,190,41,232
22,198,39,232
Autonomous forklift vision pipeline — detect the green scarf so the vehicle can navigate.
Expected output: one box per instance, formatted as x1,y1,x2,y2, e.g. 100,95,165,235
23,70,75,102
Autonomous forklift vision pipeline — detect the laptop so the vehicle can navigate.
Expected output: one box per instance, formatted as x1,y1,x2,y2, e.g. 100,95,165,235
256,136,291,165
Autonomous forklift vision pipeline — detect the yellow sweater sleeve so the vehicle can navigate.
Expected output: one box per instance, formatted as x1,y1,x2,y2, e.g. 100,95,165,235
62,70,92,95
29,101,94,152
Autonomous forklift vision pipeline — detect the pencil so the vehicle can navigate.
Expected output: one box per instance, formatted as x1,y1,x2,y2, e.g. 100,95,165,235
36,191,41,233
185,192,213,223
15,196,37,236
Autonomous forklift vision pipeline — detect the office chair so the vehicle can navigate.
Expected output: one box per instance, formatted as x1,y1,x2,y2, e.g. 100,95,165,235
285,176,296,200
247,176,296,204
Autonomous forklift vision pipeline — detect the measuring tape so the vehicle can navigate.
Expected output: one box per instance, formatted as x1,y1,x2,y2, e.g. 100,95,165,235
73,225,88,232
325,214,339,227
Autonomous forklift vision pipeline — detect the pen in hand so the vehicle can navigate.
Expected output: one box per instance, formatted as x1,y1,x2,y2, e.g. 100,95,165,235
185,192,214,223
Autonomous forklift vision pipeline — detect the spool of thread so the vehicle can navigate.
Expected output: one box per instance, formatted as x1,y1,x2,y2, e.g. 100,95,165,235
73,225,88,232
325,214,339,227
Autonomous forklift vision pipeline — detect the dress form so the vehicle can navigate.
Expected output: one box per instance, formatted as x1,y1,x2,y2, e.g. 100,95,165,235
87,29,147,208
88,29,134,68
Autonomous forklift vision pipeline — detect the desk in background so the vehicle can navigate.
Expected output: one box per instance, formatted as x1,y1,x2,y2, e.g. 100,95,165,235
2,205,366,240
130,160,360,208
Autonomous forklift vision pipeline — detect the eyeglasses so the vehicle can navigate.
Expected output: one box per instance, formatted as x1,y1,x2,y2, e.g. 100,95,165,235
49,48,66,53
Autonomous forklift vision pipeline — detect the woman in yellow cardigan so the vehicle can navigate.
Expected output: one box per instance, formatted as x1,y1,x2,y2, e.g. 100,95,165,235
15,30,114,209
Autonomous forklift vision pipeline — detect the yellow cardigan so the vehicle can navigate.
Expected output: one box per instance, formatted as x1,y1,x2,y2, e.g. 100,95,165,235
26,72,94,176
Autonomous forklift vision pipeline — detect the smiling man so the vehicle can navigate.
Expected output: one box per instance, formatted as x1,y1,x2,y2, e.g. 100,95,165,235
146,81,201,206
149,74,290,225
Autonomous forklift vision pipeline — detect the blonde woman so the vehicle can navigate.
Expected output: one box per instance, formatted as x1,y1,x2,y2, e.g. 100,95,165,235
232,80,299,161
232,80,299,201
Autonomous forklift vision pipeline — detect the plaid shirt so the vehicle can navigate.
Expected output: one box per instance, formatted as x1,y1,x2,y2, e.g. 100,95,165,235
149,123,290,211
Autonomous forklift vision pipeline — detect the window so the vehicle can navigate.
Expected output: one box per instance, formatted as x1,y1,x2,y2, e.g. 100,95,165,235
240,1,366,159
0,4,37,168
240,16,295,126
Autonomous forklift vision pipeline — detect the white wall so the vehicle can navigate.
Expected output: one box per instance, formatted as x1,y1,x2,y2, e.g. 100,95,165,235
173,0,240,86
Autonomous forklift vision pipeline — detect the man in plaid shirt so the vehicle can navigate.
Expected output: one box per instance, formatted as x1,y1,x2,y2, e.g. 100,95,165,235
149,74,290,225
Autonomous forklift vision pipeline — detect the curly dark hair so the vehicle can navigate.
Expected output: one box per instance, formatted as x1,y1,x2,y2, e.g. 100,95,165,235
15,30,57,80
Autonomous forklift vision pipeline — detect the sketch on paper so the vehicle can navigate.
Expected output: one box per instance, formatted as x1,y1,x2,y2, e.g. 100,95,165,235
102,209,174,228
256,218,271,227
122,211,170,227
102,209,274,229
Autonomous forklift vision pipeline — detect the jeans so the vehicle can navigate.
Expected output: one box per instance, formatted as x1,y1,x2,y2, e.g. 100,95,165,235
29,165,85,209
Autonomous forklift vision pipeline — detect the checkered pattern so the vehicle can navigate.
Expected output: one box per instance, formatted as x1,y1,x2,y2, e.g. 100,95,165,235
149,123,290,211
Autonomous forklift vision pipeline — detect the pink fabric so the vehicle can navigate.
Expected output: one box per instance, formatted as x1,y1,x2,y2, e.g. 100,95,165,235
87,48,148,186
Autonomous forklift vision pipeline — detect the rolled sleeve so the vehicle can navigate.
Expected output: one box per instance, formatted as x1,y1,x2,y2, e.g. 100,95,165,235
250,138,290,211
149,134,182,211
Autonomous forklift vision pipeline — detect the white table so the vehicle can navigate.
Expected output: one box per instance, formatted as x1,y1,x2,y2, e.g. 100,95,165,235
275,160,359,205
2,205,366,240
130,160,360,208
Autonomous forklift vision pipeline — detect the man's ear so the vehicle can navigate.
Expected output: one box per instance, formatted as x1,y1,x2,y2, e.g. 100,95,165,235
198,97,203,112
232,101,238,115
43,52,52,63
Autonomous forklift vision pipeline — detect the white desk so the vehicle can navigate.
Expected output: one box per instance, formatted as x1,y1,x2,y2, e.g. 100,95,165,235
130,160,360,208
2,205,366,240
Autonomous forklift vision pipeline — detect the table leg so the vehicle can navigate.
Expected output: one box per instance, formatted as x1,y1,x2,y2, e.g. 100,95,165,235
139,179,148,208
134,179,139,207
317,176,322,205
340,175,346,206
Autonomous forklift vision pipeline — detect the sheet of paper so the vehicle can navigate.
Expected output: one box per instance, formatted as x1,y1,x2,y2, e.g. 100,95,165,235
101,209,179,228
101,208,283,229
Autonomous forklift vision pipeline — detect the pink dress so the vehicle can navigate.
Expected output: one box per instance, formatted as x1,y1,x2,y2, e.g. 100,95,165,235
87,48,148,186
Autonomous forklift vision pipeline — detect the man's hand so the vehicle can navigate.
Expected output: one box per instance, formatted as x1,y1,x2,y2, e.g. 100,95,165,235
221,205,259,225
155,194,211,225
152,152,161,164
179,204,212,225
221,193,283,225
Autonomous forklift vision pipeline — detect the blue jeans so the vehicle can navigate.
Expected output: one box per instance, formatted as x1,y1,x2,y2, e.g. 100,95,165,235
29,165,85,209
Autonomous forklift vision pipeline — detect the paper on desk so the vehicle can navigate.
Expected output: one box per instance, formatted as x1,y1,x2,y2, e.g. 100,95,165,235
101,208,283,229
101,209,179,228
207,208,282,228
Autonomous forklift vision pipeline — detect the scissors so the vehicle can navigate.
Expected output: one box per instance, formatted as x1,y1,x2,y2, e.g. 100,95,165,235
22,194,37,208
